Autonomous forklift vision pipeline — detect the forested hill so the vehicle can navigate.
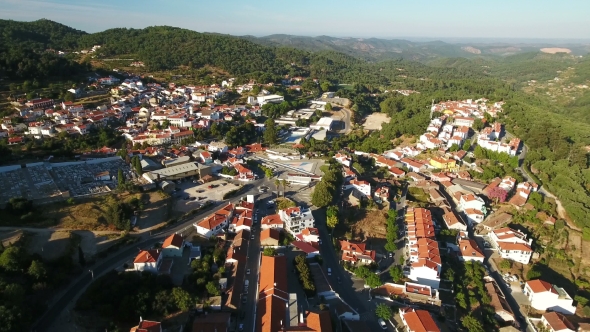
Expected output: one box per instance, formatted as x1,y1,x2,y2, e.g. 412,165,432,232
0,18,86,50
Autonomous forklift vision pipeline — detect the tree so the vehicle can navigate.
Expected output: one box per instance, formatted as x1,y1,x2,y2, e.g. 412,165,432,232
263,119,278,145
172,287,194,311
206,281,220,296
325,103,333,111
0,246,25,272
320,82,331,92
488,186,508,203
365,273,382,288
389,265,403,283
117,168,125,188
449,143,460,152
375,303,392,320
461,314,485,332
499,260,512,270
274,178,281,197
281,179,289,196
327,214,339,229
352,162,365,175
473,118,484,131
311,181,333,208
263,247,277,256
27,260,47,280
462,141,471,151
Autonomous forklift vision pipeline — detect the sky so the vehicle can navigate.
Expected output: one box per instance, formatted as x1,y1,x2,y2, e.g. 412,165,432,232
0,0,589,41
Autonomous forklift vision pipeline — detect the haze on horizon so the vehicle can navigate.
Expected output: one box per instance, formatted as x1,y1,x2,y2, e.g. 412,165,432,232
0,0,588,42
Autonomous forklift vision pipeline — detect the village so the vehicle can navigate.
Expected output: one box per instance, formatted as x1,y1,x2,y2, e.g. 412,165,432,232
0,67,581,332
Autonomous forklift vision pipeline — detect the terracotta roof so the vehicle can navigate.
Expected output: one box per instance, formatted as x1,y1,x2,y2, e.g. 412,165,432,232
292,241,320,255
260,228,281,241
401,308,440,332
458,239,484,259
485,282,514,320
256,256,289,332
256,295,286,332
497,242,532,252
162,234,183,249
526,279,557,294
133,249,160,264
130,320,161,332
543,311,575,332
261,214,283,226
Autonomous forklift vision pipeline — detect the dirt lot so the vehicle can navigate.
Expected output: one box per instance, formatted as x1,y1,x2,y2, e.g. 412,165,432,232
362,113,391,131
173,179,239,214
26,230,74,261
44,191,167,231
350,208,388,241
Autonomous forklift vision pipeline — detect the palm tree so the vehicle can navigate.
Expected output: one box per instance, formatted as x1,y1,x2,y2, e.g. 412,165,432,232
281,179,289,197
274,178,281,198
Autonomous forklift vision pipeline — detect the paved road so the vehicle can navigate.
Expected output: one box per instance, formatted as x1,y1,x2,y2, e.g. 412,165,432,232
34,179,270,332
338,107,353,134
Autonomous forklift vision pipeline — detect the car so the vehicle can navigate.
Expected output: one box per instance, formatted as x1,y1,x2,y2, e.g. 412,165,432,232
207,185,213,189
246,269,251,275
337,277,341,284
378,318,387,330
389,252,393,258
242,296,247,304
197,189,204,193
327,268,331,276
318,239,322,245
234,183,240,186
193,180,198,183
238,324,244,331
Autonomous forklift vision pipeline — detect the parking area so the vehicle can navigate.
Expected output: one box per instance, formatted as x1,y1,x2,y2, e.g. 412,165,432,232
173,179,241,213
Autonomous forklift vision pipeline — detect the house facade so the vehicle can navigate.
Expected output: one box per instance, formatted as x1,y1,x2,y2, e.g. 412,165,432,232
523,280,576,315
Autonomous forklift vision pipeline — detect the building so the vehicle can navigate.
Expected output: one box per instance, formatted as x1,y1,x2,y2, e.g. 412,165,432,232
399,307,440,332
260,228,281,246
489,227,533,264
339,240,376,265
133,249,162,273
523,279,576,315
191,312,230,332
541,312,576,332
485,280,515,323
257,94,284,106
310,117,334,130
407,238,441,289
193,203,234,238
147,162,202,181
161,234,184,257
344,180,371,197
130,319,162,332
256,256,289,332
442,209,467,231
333,153,351,167
261,214,284,230
429,157,457,171
279,206,315,235
455,238,485,262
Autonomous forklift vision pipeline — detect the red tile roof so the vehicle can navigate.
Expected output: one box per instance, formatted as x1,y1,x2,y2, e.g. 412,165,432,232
401,308,440,332
543,311,575,332
133,249,160,264
527,279,557,294
162,234,183,249
130,320,161,332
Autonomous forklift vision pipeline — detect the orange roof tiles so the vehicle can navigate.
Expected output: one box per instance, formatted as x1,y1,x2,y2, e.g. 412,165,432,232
133,249,160,264
401,308,440,332
130,320,161,332
543,312,575,332
162,234,183,249
261,214,283,226
526,279,557,294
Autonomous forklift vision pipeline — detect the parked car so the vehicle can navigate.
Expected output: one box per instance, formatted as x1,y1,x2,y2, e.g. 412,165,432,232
327,268,331,276
389,252,393,258
238,324,244,331
246,269,251,275
251,235,255,240
378,318,387,330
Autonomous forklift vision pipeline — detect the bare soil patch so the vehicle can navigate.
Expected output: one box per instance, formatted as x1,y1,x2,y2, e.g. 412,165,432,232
540,48,572,54
26,230,73,261
350,208,388,241
363,113,391,131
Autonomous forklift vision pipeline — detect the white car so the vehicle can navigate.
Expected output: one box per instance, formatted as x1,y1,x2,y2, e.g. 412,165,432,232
246,269,251,275
378,318,387,330
327,268,331,276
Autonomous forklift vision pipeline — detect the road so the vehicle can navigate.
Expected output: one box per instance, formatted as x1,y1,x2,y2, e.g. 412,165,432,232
336,107,352,134
34,179,270,332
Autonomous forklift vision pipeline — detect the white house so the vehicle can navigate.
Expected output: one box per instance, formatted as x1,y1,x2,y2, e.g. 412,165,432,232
459,194,485,212
489,227,533,264
464,208,484,225
279,206,315,236
344,180,371,198
193,203,234,238
161,234,184,257
455,239,485,262
333,153,351,168
407,259,440,290
541,312,576,332
133,249,163,273
523,280,576,315
207,141,228,153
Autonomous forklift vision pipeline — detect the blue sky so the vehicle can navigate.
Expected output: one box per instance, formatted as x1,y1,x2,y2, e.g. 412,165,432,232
0,0,588,40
